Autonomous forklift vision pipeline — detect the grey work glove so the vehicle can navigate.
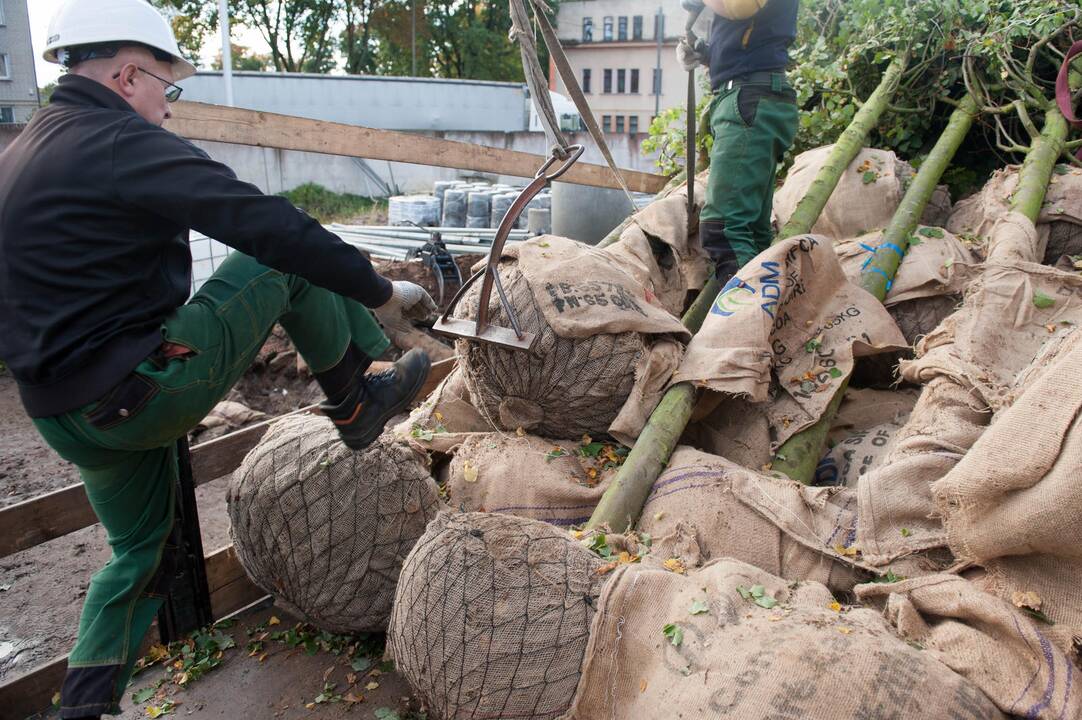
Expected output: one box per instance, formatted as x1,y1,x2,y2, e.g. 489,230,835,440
373,281,438,334
677,36,709,70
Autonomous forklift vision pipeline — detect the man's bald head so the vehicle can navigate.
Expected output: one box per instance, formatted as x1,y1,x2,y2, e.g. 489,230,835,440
69,45,177,126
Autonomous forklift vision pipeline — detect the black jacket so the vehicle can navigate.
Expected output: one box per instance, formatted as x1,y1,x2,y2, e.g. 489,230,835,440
0,74,392,418
709,0,799,90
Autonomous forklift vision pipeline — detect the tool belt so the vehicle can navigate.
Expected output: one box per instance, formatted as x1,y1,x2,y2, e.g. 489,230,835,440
719,70,790,92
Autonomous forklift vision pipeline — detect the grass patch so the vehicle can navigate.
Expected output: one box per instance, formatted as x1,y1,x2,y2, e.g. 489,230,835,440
279,183,385,224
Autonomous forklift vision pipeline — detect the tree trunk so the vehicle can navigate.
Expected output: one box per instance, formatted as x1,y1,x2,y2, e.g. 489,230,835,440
586,55,910,532
771,93,979,483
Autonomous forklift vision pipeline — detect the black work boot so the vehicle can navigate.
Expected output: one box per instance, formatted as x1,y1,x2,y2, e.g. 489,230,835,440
320,348,431,450
699,220,739,285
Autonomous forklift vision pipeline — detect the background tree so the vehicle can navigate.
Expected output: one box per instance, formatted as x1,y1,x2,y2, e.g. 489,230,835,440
212,43,273,71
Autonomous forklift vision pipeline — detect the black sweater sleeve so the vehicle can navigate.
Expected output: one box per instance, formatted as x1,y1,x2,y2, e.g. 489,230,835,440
110,118,393,308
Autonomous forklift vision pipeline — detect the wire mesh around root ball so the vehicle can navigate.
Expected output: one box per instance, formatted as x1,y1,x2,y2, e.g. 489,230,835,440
388,511,609,720
228,414,442,633
455,262,645,438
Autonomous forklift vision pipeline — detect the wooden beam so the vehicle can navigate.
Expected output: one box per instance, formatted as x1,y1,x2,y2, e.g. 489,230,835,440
165,102,669,194
0,357,455,559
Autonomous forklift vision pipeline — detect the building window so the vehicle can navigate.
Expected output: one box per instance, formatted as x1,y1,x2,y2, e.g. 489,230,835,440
602,115,612,133
0,108,14,124
582,17,593,42
652,68,663,96
654,12,665,40
603,16,614,42
603,69,613,94
0,2,6,26
582,68,591,94
617,69,626,94
630,116,640,134
616,116,625,134
630,69,640,94
633,16,643,40
0,55,10,80
618,16,628,41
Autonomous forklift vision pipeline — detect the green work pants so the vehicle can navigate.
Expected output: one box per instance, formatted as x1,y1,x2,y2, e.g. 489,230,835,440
33,253,388,718
701,76,799,269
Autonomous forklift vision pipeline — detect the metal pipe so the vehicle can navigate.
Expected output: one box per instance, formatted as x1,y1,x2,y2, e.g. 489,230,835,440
218,0,234,107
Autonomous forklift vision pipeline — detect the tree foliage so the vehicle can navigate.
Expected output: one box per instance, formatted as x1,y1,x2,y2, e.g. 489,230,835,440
151,0,556,81
645,0,1081,196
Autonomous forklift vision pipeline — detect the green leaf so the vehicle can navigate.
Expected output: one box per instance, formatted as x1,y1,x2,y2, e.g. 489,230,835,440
1033,291,1056,309
578,442,606,458
868,570,904,584
1054,165,1070,176
544,448,568,462
351,656,373,673
132,687,156,704
749,585,766,598
375,709,401,720
662,623,684,647
805,337,823,353
900,528,911,537
587,534,613,558
918,227,945,239
755,595,778,609
862,171,878,185
828,368,843,379
688,599,709,615
1022,607,1054,625
736,586,752,600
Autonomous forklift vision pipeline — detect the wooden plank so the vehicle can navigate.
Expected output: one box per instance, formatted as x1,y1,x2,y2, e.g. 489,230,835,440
165,101,669,194
0,654,66,719
0,357,456,559
206,545,268,620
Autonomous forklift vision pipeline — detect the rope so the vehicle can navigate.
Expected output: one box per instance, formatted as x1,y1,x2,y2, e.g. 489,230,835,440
509,0,636,204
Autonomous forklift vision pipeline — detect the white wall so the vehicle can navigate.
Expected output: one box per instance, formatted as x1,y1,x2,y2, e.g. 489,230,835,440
193,129,661,197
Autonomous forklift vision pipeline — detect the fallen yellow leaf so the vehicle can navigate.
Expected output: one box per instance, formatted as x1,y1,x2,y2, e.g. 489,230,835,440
838,626,852,635
1012,590,1042,611
516,427,526,437
639,679,648,693
570,529,584,540
617,551,633,564
663,557,687,575
833,544,859,557
434,411,444,422
305,702,316,710
268,615,281,626
829,601,842,612
365,681,380,691
463,460,479,483
344,692,365,704
595,560,620,576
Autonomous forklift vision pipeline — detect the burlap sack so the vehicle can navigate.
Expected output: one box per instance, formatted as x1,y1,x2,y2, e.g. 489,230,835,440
229,414,442,632
774,146,951,240
858,575,1081,719
682,394,774,470
394,365,495,454
815,421,902,487
906,215,1082,411
566,559,1004,720
388,511,607,720
673,234,907,448
456,236,689,443
929,327,1082,633
603,172,713,315
835,226,977,306
947,165,1082,264
636,446,871,592
829,386,919,443
445,432,614,527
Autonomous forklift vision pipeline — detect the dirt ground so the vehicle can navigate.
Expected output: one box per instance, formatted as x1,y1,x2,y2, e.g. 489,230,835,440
1,261,460,713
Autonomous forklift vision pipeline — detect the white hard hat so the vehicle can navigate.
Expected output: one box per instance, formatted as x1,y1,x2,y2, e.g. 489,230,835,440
43,0,197,80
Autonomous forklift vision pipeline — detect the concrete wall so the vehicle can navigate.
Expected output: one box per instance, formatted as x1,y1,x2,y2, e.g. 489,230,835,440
0,0,40,124
192,129,660,197
181,72,532,132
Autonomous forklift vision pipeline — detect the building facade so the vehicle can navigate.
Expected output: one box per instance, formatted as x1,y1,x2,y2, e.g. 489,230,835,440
0,0,39,125
552,0,708,136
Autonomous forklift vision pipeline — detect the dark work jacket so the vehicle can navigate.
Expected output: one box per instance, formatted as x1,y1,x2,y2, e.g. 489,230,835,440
708,0,799,90
0,74,392,418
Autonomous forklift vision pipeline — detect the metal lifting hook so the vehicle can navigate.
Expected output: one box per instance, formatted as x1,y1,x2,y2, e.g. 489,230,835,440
431,144,585,351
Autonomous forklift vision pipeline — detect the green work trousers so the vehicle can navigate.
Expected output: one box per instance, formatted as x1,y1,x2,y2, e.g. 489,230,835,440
33,253,388,718
701,75,799,269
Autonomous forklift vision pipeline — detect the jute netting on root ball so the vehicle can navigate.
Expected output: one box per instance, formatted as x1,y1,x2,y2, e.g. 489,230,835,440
228,413,442,633
388,511,608,720
455,263,650,439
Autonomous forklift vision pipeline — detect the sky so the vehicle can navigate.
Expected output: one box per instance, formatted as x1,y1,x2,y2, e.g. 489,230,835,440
28,0,268,88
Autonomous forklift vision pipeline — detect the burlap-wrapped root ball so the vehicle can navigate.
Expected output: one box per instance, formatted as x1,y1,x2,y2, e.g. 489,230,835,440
228,413,442,632
389,511,608,720
456,263,646,438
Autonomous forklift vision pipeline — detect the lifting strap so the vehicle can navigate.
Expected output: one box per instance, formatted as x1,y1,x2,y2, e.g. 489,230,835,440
509,0,636,205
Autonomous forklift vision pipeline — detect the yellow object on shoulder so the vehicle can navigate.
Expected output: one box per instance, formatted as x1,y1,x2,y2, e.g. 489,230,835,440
704,0,768,21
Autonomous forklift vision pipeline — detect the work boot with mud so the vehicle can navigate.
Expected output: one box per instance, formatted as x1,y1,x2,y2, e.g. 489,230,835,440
321,348,431,450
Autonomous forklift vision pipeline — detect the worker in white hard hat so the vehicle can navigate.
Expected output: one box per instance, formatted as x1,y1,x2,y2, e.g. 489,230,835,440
0,2,437,716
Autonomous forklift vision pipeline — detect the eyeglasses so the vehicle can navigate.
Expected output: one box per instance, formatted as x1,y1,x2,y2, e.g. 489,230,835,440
111,67,183,103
